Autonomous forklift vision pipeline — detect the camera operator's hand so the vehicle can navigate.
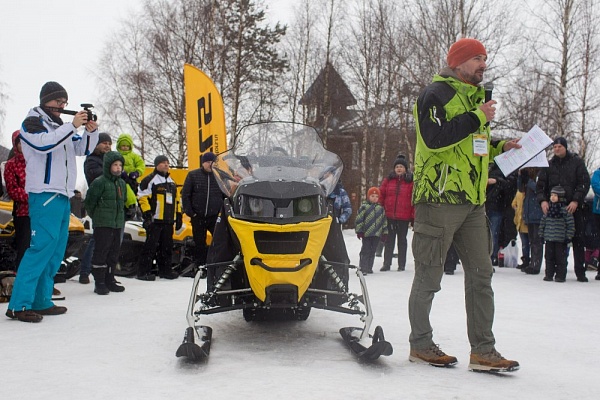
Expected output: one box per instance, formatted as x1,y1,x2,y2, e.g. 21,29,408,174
72,111,88,128
85,120,98,132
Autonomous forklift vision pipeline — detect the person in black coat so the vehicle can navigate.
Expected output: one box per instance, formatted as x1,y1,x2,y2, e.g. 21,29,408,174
181,152,225,266
536,137,591,281
83,132,112,185
485,162,517,265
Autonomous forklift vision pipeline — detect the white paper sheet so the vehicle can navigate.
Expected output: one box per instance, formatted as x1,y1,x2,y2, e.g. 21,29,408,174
493,125,553,176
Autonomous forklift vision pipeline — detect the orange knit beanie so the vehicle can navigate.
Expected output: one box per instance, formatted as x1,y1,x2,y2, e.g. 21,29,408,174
447,38,487,68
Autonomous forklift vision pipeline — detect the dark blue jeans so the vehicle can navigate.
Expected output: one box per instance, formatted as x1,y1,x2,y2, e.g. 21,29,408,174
487,210,503,262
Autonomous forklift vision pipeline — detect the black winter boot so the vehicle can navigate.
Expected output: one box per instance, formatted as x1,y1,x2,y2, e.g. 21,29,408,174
92,266,109,295
159,269,179,280
106,268,125,292
517,256,530,270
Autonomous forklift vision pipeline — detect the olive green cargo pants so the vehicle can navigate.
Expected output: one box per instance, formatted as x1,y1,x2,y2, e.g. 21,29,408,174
409,203,496,353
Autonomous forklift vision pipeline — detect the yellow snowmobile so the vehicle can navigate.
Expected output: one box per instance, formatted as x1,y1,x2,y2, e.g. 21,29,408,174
0,199,85,280
176,122,392,362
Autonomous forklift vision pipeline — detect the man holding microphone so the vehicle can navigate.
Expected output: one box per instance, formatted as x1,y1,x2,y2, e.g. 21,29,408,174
409,39,520,372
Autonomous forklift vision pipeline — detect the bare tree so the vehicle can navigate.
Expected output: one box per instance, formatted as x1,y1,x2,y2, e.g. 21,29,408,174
0,66,7,136
96,0,211,165
529,0,579,141
399,0,517,86
95,0,287,163
280,0,319,124
574,0,600,162
342,0,407,192
220,0,288,139
498,62,561,135
501,0,600,166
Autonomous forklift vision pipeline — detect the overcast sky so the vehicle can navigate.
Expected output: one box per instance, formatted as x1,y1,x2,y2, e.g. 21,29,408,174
0,0,294,148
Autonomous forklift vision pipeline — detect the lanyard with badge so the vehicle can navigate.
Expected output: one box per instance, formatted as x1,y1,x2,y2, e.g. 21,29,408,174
454,87,489,157
473,131,488,156
470,90,488,157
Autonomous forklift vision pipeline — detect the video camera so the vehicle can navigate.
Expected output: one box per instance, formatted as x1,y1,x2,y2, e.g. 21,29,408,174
58,103,97,122
80,103,98,122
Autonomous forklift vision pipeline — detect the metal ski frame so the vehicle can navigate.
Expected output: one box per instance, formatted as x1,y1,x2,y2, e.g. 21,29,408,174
177,256,378,360
312,258,373,340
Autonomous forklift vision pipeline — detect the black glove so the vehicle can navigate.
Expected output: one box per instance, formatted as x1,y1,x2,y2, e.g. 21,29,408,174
125,205,137,220
142,211,153,230
129,171,140,180
175,212,183,230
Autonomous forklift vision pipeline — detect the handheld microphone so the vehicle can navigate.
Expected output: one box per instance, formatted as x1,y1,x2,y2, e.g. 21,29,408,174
483,82,494,127
484,82,494,103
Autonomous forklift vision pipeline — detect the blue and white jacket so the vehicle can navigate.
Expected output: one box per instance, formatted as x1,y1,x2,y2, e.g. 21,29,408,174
328,182,352,224
19,107,98,197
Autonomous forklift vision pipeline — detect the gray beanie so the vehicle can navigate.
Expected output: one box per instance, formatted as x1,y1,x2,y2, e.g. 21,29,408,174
154,155,169,167
40,81,68,105
394,155,408,169
98,132,112,144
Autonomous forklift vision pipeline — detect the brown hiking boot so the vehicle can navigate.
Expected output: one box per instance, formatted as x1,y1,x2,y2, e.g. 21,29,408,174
469,349,520,372
34,305,68,315
409,344,458,367
6,308,43,323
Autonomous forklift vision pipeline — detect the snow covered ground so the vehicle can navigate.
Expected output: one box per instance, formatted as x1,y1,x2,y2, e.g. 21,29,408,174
3,229,598,399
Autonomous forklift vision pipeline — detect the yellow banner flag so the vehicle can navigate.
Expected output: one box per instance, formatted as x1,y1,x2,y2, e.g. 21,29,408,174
184,64,227,170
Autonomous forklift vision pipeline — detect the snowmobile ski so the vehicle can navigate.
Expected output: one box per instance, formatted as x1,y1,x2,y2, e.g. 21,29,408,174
176,326,212,360
340,325,393,361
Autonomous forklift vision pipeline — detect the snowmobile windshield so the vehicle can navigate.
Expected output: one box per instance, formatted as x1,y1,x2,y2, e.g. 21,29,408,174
212,122,343,198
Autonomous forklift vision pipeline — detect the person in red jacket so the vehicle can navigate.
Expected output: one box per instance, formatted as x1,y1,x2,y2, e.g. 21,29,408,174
379,155,415,271
3,130,29,271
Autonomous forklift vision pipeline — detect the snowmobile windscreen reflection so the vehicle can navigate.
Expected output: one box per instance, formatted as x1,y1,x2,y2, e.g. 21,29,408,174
211,122,343,223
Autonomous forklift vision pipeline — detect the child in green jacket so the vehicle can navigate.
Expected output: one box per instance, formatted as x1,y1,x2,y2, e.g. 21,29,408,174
116,133,145,194
355,187,388,275
84,151,128,295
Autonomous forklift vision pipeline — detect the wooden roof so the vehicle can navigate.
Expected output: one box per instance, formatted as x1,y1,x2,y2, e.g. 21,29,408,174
299,62,357,108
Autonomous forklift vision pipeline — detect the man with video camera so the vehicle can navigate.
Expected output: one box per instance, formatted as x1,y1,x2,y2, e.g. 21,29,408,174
6,81,98,323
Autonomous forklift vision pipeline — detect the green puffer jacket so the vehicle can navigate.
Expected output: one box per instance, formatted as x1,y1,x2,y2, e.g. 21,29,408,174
84,151,127,229
116,133,145,176
412,68,506,206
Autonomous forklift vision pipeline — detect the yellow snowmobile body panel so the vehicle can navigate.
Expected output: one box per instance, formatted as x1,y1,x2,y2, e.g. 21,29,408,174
228,216,332,302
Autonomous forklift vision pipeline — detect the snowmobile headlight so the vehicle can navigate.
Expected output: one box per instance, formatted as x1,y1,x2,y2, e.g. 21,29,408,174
296,198,313,213
249,198,264,214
